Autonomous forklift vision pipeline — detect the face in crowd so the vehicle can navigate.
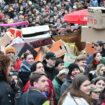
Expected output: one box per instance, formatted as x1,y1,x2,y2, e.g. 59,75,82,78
33,74,49,92
80,79,91,95
91,77,105,100
93,44,103,53
72,74,91,95
71,68,80,78
25,54,34,65
95,79,105,91
77,60,87,69
94,52,102,62
36,62,45,72
46,58,56,68
96,64,105,76
55,62,64,71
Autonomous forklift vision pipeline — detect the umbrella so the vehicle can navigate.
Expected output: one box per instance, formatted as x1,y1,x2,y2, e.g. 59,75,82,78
64,9,88,25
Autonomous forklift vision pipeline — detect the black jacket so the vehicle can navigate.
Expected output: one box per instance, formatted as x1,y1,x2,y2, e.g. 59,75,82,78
44,65,57,80
18,88,48,105
0,81,15,105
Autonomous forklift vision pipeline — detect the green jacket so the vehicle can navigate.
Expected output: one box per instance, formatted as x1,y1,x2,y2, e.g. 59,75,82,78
52,77,63,103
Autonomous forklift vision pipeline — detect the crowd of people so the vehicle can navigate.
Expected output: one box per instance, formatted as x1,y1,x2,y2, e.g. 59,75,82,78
0,0,105,105
0,0,99,35
0,40,105,105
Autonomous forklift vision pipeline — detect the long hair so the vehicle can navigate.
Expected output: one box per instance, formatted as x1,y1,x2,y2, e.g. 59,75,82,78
58,74,92,105
96,63,105,76
0,53,10,81
91,52,101,69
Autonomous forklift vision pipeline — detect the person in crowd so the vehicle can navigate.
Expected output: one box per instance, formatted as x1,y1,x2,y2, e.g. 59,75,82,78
61,63,81,94
5,46,16,56
91,76,105,91
5,46,22,72
53,69,68,103
90,76,105,105
19,52,34,86
0,52,21,105
98,88,105,105
43,52,57,80
75,54,90,74
0,0,88,35
23,61,45,92
89,63,105,80
9,70,23,90
58,74,92,105
30,61,45,72
23,61,57,105
18,71,49,105
87,41,105,65
55,58,64,74
90,52,102,71
91,86,102,105
5,52,23,92
80,49,88,58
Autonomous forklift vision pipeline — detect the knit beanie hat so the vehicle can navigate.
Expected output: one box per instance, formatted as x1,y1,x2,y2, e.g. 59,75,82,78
5,46,16,54
68,63,80,75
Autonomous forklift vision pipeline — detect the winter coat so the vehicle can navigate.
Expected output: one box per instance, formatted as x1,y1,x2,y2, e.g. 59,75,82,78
44,65,57,80
61,78,72,94
20,60,31,72
53,76,63,103
62,92,89,105
18,88,49,105
0,81,15,105
23,79,57,105
19,60,31,86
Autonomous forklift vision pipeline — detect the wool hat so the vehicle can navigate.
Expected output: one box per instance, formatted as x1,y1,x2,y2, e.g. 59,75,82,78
57,68,69,77
5,46,16,54
68,63,80,75
45,52,56,60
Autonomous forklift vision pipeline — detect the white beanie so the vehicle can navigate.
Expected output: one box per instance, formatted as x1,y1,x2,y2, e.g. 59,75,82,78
57,68,69,77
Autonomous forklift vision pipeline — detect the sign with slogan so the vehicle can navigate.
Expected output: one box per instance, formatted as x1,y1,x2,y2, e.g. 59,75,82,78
30,37,52,48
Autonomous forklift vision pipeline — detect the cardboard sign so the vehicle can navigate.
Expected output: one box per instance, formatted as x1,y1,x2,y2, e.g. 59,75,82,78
18,43,37,57
88,7,105,29
7,28,22,38
49,40,67,57
81,26,105,42
22,25,51,43
0,32,13,47
64,53,77,67
30,37,52,48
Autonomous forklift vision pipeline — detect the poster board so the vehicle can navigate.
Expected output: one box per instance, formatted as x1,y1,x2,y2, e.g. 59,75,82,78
81,26,105,42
